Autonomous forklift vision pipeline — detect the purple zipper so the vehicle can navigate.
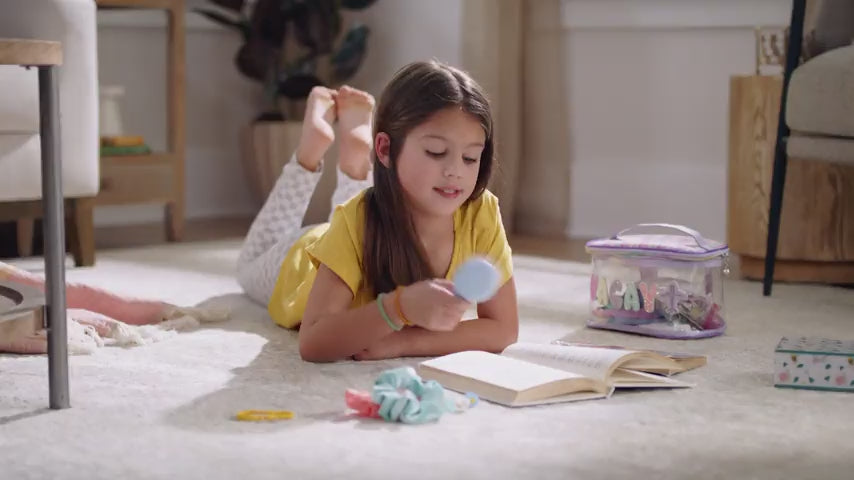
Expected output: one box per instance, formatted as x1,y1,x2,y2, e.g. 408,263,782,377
591,254,726,268
586,243,729,260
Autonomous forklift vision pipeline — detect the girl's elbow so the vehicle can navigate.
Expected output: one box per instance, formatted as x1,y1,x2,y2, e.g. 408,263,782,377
297,320,329,363
496,320,519,351
299,340,323,363
298,322,349,363
497,329,518,351
299,341,342,363
481,321,517,353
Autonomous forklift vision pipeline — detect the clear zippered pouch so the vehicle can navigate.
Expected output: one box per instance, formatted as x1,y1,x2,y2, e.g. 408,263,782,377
585,224,730,339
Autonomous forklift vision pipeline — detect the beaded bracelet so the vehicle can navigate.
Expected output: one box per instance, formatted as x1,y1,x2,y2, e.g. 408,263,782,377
393,287,413,326
377,293,402,331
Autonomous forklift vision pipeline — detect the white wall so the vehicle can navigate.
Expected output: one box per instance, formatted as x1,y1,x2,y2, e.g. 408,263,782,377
96,0,796,245
93,0,463,227
526,0,793,241
345,0,463,95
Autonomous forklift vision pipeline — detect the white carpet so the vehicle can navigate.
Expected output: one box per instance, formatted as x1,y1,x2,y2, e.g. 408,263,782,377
1,240,853,480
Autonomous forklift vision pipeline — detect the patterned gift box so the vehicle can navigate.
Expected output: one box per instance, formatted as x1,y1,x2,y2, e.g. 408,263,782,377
774,337,854,392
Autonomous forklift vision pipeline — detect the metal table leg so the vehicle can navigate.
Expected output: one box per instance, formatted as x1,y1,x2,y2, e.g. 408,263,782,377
38,64,69,409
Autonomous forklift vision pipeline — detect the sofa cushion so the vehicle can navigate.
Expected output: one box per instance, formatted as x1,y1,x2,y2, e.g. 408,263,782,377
0,133,99,200
786,44,854,138
787,132,854,166
0,66,39,134
0,0,99,202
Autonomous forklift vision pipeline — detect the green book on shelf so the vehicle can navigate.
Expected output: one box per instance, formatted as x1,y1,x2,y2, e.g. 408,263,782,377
100,144,151,156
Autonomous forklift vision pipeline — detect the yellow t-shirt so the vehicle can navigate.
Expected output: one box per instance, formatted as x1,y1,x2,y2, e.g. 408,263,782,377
267,189,513,328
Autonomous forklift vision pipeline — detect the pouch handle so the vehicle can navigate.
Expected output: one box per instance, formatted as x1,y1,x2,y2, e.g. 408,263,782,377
613,223,715,251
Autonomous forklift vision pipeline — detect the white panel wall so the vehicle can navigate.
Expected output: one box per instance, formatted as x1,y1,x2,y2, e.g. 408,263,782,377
526,0,793,241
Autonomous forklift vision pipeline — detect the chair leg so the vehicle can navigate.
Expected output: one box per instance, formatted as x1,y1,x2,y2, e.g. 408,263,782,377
38,64,69,410
165,200,184,242
68,197,95,267
764,0,807,297
16,218,35,257
764,147,788,296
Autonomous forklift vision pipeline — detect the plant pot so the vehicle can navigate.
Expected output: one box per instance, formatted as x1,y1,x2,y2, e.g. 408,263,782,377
239,120,339,223
240,120,303,205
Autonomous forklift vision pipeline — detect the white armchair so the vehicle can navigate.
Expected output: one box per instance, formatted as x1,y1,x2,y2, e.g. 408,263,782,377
0,0,99,266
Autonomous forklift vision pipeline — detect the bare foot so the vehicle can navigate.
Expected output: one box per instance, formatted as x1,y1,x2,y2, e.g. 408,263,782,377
336,85,375,180
296,86,337,172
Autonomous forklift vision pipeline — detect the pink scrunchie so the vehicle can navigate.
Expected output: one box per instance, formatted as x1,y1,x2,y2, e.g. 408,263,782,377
344,389,381,419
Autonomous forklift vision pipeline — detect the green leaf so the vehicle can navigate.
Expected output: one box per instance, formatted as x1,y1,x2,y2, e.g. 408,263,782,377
825,376,831,381
826,364,832,369
797,363,804,368
210,0,245,12
193,8,244,31
783,362,788,367
793,376,800,383
809,377,814,383
341,0,378,10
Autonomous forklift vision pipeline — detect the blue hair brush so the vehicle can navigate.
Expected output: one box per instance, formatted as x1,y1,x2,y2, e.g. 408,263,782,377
452,256,500,303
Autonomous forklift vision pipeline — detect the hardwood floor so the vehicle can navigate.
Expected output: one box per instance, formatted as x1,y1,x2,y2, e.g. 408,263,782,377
91,219,850,286
10,218,840,286
507,234,591,262
93,216,593,263
94,216,252,250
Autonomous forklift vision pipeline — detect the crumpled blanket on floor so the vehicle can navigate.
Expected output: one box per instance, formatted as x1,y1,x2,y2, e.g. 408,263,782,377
0,305,230,355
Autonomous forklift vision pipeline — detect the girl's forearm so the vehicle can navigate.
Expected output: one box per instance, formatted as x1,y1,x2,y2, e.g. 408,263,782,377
396,318,517,357
300,294,400,362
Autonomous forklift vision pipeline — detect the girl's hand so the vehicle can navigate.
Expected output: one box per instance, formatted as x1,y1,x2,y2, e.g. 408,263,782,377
398,279,469,332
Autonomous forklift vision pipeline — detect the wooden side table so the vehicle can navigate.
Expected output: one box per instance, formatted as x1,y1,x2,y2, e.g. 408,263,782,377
727,74,854,284
0,38,69,409
94,0,186,242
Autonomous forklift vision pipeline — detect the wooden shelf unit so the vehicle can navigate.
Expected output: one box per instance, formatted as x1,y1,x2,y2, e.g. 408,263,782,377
94,0,186,241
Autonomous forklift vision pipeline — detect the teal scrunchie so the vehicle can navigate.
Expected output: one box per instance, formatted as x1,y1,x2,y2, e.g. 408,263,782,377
371,367,457,424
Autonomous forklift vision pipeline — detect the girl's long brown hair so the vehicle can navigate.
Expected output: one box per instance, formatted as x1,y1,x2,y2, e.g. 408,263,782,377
362,60,496,296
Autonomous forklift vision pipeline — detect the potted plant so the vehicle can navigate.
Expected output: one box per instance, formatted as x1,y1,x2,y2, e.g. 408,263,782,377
195,0,377,204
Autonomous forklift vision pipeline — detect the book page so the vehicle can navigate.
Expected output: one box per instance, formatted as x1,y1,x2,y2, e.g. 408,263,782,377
617,358,681,376
510,390,611,407
611,368,694,388
419,350,585,392
501,342,641,380
551,340,703,372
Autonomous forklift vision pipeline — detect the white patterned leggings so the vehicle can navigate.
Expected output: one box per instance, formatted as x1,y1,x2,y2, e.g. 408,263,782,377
236,154,372,306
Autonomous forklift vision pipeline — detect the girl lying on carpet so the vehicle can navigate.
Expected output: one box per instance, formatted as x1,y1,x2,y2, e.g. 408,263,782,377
236,60,519,362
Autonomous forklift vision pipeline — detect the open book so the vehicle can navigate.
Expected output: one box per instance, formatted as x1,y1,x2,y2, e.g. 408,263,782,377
548,340,707,375
417,342,705,407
